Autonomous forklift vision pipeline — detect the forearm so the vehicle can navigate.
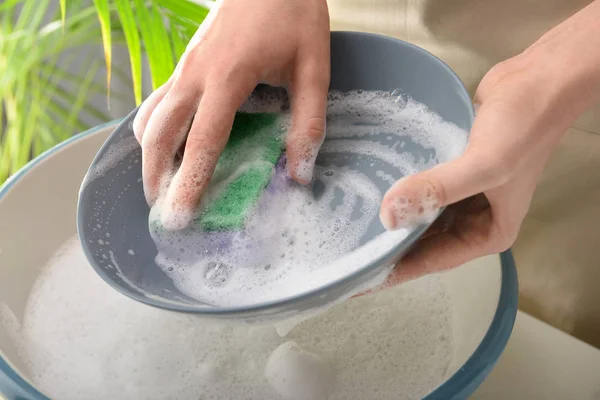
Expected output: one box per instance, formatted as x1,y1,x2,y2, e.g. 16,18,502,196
521,0,600,119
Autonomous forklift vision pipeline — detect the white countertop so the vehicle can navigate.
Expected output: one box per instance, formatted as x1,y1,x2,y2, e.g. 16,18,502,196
2,311,599,400
472,311,600,400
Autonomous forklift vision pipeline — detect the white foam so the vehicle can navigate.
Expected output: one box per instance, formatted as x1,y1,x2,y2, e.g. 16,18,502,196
294,156,317,183
81,136,139,185
319,139,420,174
265,341,334,400
382,178,442,230
2,236,454,400
153,165,397,308
150,90,468,310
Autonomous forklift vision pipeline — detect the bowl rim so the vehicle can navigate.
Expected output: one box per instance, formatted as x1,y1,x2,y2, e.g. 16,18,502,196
76,31,476,317
0,122,517,400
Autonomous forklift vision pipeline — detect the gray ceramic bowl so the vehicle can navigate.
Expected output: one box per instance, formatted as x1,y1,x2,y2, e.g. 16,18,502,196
77,31,474,321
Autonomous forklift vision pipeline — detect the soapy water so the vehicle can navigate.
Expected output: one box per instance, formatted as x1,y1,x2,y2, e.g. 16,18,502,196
1,236,454,400
0,88,471,398
149,89,468,307
151,163,408,307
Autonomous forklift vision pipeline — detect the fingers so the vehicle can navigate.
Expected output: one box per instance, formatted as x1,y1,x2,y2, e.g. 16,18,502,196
380,96,529,232
133,50,196,144
379,199,493,291
160,83,253,230
351,198,495,298
386,225,488,286
134,0,217,157
132,78,174,143
286,59,330,184
350,196,490,299
140,80,200,206
379,113,515,232
419,196,478,239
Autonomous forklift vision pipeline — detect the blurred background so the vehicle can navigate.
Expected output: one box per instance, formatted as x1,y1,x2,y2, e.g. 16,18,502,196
0,0,211,185
3,0,599,350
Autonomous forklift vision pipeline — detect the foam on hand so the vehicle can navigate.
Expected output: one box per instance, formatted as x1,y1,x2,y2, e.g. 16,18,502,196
380,177,442,231
148,89,468,308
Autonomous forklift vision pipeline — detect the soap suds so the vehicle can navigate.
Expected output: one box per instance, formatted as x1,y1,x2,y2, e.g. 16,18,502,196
294,156,317,183
380,177,441,230
265,341,334,400
149,90,468,308
1,236,454,400
82,136,140,185
3,89,470,400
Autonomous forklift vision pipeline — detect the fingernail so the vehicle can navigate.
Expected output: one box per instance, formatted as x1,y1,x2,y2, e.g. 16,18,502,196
161,204,192,231
143,185,158,207
293,122,325,184
132,115,144,141
380,195,417,231
143,170,171,207
159,173,194,231
379,205,398,231
160,192,194,231
295,153,317,184
381,185,440,230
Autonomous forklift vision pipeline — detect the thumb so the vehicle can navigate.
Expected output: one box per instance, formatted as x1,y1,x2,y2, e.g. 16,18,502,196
380,150,500,230
286,63,329,184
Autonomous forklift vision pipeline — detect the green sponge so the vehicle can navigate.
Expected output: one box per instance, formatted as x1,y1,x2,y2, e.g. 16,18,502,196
150,112,285,233
196,112,285,231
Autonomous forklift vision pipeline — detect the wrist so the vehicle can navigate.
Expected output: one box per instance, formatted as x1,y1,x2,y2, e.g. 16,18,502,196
518,1,600,121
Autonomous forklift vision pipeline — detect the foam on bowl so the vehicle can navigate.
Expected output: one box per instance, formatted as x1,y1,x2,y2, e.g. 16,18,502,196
148,90,468,308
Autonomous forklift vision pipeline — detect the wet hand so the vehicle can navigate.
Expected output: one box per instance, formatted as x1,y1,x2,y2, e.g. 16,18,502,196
132,0,330,230
380,0,600,286
380,53,585,286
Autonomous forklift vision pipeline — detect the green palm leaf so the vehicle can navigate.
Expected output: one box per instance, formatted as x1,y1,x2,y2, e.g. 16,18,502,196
114,0,143,105
0,0,210,184
92,0,112,102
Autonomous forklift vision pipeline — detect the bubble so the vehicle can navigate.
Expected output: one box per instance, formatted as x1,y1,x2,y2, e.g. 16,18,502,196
81,136,140,185
4,234,458,400
265,341,334,400
142,90,468,312
203,261,232,287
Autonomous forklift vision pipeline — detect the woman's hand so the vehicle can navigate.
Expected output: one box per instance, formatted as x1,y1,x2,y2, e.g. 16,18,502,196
380,57,571,285
133,0,330,229
380,0,600,286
